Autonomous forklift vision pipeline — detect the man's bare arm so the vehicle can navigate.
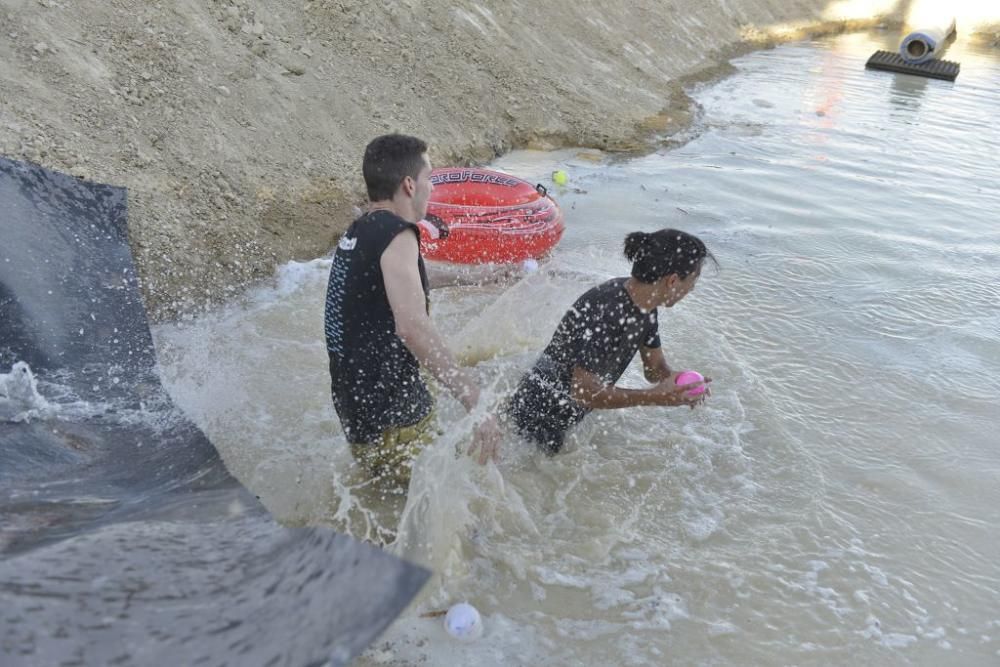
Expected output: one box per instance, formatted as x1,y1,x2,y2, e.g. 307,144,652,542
382,230,480,410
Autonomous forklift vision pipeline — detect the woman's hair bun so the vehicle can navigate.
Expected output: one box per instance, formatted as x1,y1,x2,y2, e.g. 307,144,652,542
623,232,649,262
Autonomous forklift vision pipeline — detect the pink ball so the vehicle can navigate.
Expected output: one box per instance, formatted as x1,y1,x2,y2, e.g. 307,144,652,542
675,370,706,397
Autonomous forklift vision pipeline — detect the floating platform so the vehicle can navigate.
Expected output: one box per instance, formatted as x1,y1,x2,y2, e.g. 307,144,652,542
865,50,960,81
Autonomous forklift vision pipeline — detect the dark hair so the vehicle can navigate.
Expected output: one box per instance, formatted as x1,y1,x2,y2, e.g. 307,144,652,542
362,134,428,202
624,229,713,283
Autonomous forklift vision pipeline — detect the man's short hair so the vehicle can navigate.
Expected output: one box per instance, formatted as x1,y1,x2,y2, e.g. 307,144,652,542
362,134,428,202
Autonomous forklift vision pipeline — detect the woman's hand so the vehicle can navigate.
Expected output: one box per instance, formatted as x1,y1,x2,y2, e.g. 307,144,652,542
650,373,712,409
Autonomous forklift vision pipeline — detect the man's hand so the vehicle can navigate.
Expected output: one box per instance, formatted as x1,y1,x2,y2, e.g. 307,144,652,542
467,414,502,465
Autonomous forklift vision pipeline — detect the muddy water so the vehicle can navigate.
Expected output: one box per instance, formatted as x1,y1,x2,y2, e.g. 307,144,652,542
155,32,1000,665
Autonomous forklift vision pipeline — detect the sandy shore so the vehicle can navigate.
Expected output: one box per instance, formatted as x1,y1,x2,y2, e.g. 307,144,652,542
2,1,997,318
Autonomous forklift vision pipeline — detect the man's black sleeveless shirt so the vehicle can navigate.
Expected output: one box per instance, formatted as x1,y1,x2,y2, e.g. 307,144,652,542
324,210,432,445
505,278,661,454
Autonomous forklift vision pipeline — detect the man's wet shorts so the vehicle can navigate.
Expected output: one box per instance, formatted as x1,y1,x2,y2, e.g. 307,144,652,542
349,410,440,489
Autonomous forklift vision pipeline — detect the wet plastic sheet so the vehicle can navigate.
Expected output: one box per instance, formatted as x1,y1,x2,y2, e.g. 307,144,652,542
0,156,428,666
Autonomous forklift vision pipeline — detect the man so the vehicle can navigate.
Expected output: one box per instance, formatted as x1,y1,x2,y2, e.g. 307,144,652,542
324,134,499,489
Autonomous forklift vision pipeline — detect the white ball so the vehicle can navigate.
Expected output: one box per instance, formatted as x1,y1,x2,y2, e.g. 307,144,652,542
521,258,539,273
444,602,483,641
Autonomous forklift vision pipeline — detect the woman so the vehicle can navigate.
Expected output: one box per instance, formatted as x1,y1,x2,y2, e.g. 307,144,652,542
504,228,714,454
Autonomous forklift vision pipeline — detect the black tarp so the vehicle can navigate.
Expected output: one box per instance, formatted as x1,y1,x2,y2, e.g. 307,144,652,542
0,156,427,666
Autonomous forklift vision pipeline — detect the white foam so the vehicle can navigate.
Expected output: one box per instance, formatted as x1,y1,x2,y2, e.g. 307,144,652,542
273,258,329,297
0,361,54,422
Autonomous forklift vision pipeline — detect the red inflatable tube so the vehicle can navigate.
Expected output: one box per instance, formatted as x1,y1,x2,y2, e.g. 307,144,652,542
418,167,565,264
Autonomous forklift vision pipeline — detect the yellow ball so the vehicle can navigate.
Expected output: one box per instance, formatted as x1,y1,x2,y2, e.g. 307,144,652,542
552,169,568,186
